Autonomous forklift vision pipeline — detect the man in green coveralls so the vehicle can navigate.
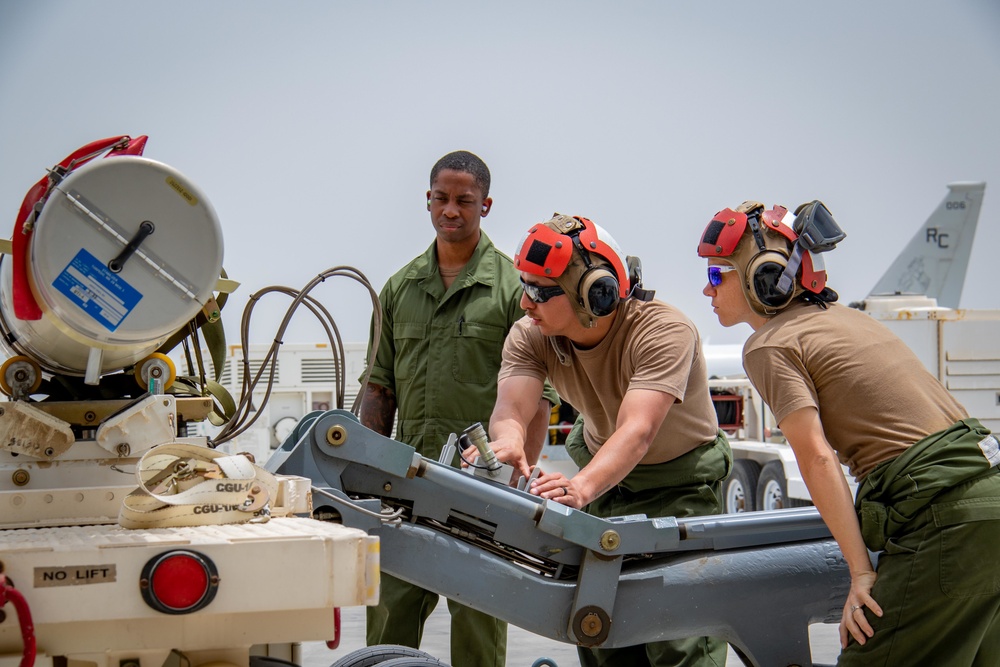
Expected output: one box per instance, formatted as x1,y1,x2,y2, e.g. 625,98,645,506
478,213,732,667
360,150,553,667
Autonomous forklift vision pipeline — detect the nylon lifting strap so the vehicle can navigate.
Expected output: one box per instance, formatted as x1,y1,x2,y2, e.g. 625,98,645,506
119,442,279,529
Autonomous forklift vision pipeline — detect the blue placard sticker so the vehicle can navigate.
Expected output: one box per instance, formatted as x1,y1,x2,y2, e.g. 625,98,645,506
52,248,143,332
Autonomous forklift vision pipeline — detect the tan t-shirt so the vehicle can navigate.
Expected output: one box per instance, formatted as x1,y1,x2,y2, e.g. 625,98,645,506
500,299,720,464
743,301,968,479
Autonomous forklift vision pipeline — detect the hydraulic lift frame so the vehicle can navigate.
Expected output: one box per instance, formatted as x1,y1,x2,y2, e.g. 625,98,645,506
269,410,850,667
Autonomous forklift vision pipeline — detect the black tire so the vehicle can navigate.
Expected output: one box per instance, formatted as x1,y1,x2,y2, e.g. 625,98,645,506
376,659,447,667
331,645,442,667
724,459,761,513
756,461,811,510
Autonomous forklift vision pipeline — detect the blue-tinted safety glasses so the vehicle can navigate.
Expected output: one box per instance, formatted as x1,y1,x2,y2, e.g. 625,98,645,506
707,265,738,287
520,279,565,304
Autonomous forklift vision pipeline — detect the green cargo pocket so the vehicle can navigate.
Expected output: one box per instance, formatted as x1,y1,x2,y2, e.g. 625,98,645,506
452,321,505,384
934,497,1000,599
564,414,593,470
858,499,889,552
392,322,427,381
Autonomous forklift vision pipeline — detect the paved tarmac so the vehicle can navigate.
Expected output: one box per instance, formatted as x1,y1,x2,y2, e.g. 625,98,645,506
303,604,843,666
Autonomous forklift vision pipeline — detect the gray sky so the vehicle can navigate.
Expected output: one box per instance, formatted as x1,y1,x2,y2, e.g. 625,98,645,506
2,0,998,351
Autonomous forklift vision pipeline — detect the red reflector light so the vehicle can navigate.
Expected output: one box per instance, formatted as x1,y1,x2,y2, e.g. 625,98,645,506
140,550,219,614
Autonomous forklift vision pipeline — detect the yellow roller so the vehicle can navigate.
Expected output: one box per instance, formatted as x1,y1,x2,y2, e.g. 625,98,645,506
0,355,42,397
134,352,177,392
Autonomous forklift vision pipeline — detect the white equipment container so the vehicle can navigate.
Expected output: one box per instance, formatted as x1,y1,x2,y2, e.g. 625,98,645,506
0,156,223,383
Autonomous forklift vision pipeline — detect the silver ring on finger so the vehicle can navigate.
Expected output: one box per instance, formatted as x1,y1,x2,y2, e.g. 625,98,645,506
851,605,861,612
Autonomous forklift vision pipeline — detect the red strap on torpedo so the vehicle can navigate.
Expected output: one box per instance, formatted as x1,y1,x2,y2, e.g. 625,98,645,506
10,135,147,319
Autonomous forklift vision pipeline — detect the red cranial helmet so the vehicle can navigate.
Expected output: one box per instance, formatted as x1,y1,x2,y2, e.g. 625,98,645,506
698,200,842,315
515,214,633,328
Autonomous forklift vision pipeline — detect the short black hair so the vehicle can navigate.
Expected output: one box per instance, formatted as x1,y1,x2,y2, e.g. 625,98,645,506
430,150,491,198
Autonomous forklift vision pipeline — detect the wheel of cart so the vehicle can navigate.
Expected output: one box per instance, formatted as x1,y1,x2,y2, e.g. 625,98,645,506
331,645,446,667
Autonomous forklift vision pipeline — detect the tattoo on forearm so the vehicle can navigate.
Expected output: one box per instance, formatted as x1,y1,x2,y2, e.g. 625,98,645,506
359,383,397,436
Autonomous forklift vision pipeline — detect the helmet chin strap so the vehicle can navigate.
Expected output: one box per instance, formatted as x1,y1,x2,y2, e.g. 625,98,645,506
549,336,571,366
571,297,600,329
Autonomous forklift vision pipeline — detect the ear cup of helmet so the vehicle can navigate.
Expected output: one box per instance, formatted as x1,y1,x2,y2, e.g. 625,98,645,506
746,250,794,310
579,267,620,317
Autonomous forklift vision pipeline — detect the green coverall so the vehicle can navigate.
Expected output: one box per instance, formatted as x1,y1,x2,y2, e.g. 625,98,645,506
839,418,1000,666
566,416,733,667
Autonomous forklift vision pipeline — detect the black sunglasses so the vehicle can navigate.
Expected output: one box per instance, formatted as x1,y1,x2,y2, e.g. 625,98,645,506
520,279,565,304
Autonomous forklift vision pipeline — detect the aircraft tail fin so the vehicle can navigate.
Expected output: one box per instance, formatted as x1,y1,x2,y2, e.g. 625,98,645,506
866,182,985,308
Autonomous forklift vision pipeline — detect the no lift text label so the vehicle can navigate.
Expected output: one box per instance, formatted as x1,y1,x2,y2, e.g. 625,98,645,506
35,564,116,587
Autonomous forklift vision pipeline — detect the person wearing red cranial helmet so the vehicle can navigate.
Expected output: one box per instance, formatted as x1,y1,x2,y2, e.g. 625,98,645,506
698,199,1000,666
468,212,732,667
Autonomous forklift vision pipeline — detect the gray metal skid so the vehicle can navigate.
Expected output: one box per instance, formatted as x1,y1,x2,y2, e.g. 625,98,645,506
269,410,849,667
